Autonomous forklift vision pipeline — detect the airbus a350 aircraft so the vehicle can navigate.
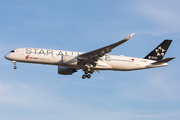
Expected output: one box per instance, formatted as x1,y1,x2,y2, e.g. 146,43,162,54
5,33,175,79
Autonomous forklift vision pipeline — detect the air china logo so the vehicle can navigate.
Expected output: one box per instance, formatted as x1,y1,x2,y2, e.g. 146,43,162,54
25,55,29,59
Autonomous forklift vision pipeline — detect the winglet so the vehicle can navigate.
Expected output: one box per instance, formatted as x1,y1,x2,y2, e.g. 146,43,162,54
124,33,135,40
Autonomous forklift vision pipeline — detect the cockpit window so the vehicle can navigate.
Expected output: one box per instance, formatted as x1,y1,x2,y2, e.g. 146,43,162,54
10,50,15,53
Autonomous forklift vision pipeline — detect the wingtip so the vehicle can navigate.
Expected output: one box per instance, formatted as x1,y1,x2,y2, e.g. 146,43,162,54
124,33,135,40
131,32,135,36
130,33,135,37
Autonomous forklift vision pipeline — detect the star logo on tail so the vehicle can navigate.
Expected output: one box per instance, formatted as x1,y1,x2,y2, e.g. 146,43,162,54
155,46,165,56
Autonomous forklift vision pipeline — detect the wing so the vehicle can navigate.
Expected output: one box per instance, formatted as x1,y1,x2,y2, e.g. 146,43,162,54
78,33,135,65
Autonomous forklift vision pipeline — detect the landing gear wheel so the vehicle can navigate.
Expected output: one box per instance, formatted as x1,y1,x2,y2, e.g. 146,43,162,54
90,70,94,74
82,75,86,79
84,70,88,74
87,74,91,79
14,66,17,69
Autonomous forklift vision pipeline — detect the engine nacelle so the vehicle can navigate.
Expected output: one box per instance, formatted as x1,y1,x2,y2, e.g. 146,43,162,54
58,66,77,75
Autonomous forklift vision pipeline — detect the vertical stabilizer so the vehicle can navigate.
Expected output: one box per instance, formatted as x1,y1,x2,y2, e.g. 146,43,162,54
144,40,172,61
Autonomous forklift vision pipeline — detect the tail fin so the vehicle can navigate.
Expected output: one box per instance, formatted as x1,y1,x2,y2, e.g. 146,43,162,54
144,40,172,61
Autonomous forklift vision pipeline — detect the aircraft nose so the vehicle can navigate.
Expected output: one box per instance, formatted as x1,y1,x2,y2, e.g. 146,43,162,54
4,54,10,60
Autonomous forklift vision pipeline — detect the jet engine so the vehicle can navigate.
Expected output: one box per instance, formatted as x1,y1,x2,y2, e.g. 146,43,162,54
58,66,77,75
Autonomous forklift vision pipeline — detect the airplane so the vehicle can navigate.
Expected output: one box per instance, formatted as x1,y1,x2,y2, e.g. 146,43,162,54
4,33,175,79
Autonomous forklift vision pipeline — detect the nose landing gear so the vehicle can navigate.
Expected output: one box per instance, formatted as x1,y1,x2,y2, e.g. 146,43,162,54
14,66,17,69
13,61,17,69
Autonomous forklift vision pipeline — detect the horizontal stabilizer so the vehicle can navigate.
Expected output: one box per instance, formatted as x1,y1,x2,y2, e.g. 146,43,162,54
151,57,175,65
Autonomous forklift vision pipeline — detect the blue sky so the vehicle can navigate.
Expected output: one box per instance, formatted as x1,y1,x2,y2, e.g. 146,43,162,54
0,0,180,120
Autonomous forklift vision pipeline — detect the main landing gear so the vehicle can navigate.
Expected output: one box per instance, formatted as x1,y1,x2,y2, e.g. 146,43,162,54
82,63,95,79
82,70,94,79
13,61,17,69
82,74,91,79
82,69,100,79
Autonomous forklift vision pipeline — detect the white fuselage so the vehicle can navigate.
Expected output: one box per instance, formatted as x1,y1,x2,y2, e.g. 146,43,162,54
5,48,168,71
